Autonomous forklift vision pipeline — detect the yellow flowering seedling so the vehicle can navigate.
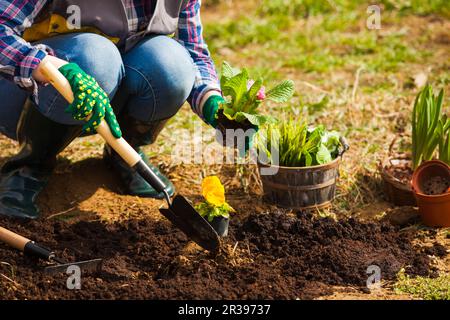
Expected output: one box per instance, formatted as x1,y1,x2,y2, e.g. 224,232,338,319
195,176,235,222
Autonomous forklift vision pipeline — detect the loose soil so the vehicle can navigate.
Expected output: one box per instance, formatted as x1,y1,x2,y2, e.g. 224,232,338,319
0,210,443,299
216,110,254,148
423,176,450,195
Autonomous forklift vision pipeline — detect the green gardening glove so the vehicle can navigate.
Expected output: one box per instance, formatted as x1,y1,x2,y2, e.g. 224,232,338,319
202,94,224,128
58,63,122,138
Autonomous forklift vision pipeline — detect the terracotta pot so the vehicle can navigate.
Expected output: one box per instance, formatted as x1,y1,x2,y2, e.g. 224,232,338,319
411,160,450,227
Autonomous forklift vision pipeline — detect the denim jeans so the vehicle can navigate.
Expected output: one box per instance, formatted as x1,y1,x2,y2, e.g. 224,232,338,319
0,33,196,139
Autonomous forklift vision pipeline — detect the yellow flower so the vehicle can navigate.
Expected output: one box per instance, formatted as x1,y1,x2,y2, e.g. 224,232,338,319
202,176,225,206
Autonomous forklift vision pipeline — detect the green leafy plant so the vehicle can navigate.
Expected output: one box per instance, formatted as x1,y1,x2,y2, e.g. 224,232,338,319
219,61,294,126
257,119,343,167
412,85,448,169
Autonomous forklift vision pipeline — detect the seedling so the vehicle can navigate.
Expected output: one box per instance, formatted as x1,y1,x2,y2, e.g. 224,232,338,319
195,176,234,222
412,85,449,169
219,61,294,126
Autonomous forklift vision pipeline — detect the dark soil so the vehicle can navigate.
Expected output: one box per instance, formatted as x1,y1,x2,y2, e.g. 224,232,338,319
423,176,450,195
0,211,442,300
216,110,254,148
422,243,448,258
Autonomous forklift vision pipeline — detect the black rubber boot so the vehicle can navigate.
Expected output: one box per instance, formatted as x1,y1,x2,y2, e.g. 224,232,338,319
103,114,175,199
0,99,82,219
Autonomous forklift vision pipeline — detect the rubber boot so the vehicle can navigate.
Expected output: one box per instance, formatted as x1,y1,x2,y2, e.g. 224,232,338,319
0,99,82,219
103,113,175,199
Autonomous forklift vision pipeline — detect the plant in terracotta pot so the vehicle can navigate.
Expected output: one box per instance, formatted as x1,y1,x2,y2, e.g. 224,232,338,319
380,85,448,206
217,61,294,147
194,176,234,237
256,119,349,210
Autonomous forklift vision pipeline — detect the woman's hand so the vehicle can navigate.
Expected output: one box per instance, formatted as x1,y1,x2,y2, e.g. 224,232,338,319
202,94,225,128
58,63,122,138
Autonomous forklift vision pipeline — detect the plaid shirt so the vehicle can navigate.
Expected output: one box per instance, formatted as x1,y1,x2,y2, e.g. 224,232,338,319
0,0,220,116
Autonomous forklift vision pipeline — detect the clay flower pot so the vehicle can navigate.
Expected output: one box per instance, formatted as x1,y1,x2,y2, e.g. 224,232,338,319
411,160,450,227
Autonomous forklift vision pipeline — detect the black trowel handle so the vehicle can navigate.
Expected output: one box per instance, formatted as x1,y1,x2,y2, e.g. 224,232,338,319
0,226,56,261
39,59,170,200
133,160,167,194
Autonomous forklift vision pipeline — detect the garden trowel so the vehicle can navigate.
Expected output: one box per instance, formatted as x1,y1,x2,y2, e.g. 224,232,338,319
0,226,102,274
39,59,220,252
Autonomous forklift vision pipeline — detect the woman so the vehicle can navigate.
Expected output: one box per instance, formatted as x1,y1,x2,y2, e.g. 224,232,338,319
0,0,240,219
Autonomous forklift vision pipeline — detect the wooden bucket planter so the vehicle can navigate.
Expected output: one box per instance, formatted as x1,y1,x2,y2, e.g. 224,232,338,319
258,158,341,210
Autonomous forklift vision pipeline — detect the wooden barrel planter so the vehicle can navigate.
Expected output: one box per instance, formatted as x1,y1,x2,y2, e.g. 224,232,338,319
258,158,341,210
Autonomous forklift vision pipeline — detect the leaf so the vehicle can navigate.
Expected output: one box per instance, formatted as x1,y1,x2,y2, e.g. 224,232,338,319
220,61,241,87
222,104,237,119
266,80,295,103
222,69,249,107
304,151,312,167
321,130,341,157
411,85,446,169
316,144,332,165
236,112,277,126
247,78,263,100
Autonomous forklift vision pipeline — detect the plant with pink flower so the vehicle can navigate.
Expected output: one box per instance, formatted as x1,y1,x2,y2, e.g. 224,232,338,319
218,61,294,126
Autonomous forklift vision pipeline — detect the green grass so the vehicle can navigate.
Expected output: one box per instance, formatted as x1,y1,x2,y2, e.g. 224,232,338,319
257,0,450,18
205,16,287,51
380,0,450,17
257,0,358,17
395,269,450,300
205,3,425,76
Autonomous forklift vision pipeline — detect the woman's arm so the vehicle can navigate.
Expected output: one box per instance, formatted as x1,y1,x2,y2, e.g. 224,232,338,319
0,0,52,93
176,0,222,119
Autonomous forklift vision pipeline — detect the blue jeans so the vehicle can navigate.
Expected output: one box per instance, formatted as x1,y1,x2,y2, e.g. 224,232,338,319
0,33,196,139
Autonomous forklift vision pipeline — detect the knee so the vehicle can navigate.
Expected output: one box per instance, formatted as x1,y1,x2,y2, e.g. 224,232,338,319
124,36,196,119
154,38,196,112
68,34,125,96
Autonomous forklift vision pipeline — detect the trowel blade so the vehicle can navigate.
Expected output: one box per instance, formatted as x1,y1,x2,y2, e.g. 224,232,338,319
160,195,220,252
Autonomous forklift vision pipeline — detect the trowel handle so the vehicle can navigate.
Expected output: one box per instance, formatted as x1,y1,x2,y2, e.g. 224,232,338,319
0,226,55,261
39,59,167,194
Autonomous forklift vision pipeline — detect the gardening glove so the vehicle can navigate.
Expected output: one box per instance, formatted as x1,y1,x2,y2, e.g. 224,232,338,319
203,95,258,156
58,63,122,138
202,94,224,128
